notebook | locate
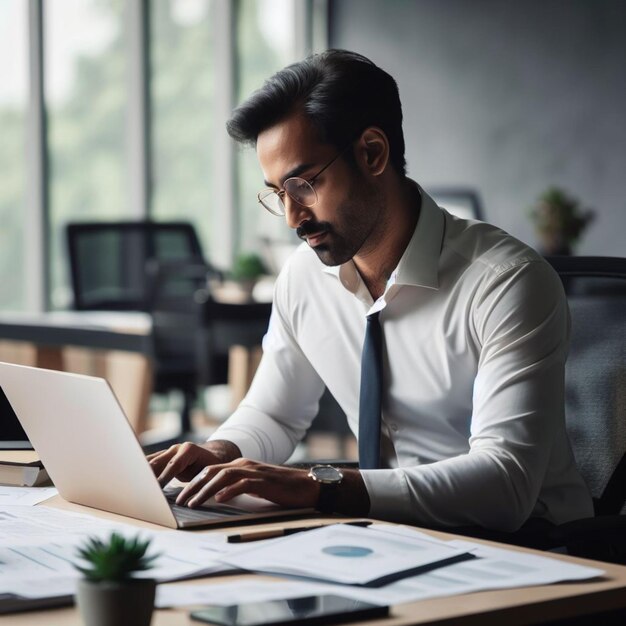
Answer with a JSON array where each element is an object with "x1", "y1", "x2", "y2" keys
[{"x1": 0, "y1": 361, "x2": 312, "y2": 529}]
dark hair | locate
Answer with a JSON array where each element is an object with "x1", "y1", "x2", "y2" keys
[{"x1": 226, "y1": 49, "x2": 406, "y2": 176}]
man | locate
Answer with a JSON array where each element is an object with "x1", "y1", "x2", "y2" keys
[{"x1": 149, "y1": 50, "x2": 592, "y2": 532}]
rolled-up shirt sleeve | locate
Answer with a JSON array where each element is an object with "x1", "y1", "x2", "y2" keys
[
  {"x1": 361, "y1": 260, "x2": 573, "y2": 532},
  {"x1": 209, "y1": 268, "x2": 325, "y2": 464}
]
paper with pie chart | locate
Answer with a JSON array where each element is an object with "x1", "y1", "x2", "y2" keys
[{"x1": 216, "y1": 523, "x2": 474, "y2": 586}]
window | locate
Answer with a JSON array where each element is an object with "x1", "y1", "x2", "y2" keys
[
  {"x1": 11, "y1": 0, "x2": 323, "y2": 311},
  {"x1": 45, "y1": 0, "x2": 130, "y2": 308},
  {"x1": 150, "y1": 0, "x2": 215, "y2": 256},
  {"x1": 0, "y1": 0, "x2": 28, "y2": 311},
  {"x1": 234, "y1": 0, "x2": 297, "y2": 258}
]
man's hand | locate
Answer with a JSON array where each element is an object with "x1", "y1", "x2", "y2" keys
[
  {"x1": 175, "y1": 458, "x2": 371, "y2": 516},
  {"x1": 175, "y1": 459, "x2": 320, "y2": 509},
  {"x1": 147, "y1": 440, "x2": 241, "y2": 486}
]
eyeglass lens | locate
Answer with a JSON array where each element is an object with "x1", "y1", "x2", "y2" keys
[
  {"x1": 258, "y1": 141, "x2": 353, "y2": 216},
  {"x1": 284, "y1": 178, "x2": 317, "y2": 206},
  {"x1": 259, "y1": 178, "x2": 317, "y2": 216},
  {"x1": 258, "y1": 189, "x2": 285, "y2": 216}
]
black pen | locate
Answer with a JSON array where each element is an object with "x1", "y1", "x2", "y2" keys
[{"x1": 226, "y1": 520, "x2": 372, "y2": 543}]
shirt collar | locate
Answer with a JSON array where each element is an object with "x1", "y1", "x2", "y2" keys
[
  {"x1": 322, "y1": 182, "x2": 445, "y2": 292},
  {"x1": 394, "y1": 186, "x2": 445, "y2": 290}
]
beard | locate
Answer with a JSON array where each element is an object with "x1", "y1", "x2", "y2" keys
[{"x1": 297, "y1": 175, "x2": 385, "y2": 267}]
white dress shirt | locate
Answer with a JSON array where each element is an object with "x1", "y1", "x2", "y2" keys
[{"x1": 211, "y1": 187, "x2": 593, "y2": 531}]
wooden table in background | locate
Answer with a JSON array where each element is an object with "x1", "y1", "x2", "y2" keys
[
  {"x1": 0, "y1": 308, "x2": 271, "y2": 434},
  {"x1": 0, "y1": 312, "x2": 153, "y2": 432}
]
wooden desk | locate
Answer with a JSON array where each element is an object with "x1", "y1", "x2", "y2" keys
[
  {"x1": 0, "y1": 307, "x2": 271, "y2": 433},
  {"x1": 3, "y1": 496, "x2": 626, "y2": 626},
  {"x1": 0, "y1": 312, "x2": 153, "y2": 431},
  {"x1": 0, "y1": 311, "x2": 153, "y2": 360}
]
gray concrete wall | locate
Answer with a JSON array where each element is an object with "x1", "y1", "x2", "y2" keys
[{"x1": 329, "y1": 0, "x2": 626, "y2": 255}]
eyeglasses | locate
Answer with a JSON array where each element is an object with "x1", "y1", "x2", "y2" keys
[{"x1": 257, "y1": 143, "x2": 352, "y2": 217}]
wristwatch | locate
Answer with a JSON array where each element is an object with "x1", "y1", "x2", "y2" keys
[{"x1": 308, "y1": 464, "x2": 344, "y2": 513}]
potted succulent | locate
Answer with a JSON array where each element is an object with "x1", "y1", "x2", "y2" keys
[
  {"x1": 529, "y1": 187, "x2": 595, "y2": 256},
  {"x1": 229, "y1": 252, "x2": 268, "y2": 299},
  {"x1": 74, "y1": 532, "x2": 159, "y2": 626}
]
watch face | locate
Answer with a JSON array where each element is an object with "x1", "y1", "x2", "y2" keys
[{"x1": 311, "y1": 465, "x2": 343, "y2": 483}]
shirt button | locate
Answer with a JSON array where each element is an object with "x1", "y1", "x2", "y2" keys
[{"x1": 390, "y1": 423, "x2": 398, "y2": 432}]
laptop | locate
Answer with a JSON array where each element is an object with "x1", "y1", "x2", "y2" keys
[{"x1": 0, "y1": 361, "x2": 312, "y2": 529}]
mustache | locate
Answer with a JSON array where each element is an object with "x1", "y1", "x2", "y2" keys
[{"x1": 296, "y1": 220, "x2": 332, "y2": 240}]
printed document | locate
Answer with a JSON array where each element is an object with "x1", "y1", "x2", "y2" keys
[
  {"x1": 0, "y1": 487, "x2": 58, "y2": 507},
  {"x1": 216, "y1": 523, "x2": 473, "y2": 585},
  {"x1": 156, "y1": 525, "x2": 605, "y2": 609},
  {"x1": 156, "y1": 579, "x2": 333, "y2": 608},
  {"x1": 0, "y1": 506, "x2": 231, "y2": 601},
  {"x1": 284, "y1": 525, "x2": 605, "y2": 606}
]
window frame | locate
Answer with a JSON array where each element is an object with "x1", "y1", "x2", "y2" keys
[{"x1": 23, "y1": 0, "x2": 326, "y2": 312}]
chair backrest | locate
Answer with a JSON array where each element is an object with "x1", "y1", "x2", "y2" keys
[
  {"x1": 147, "y1": 260, "x2": 271, "y2": 387},
  {"x1": 546, "y1": 256, "x2": 626, "y2": 515},
  {"x1": 146, "y1": 261, "x2": 214, "y2": 375},
  {"x1": 66, "y1": 221, "x2": 205, "y2": 311},
  {"x1": 427, "y1": 186, "x2": 485, "y2": 221}
]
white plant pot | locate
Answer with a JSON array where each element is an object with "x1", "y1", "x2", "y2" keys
[{"x1": 75, "y1": 578, "x2": 156, "y2": 626}]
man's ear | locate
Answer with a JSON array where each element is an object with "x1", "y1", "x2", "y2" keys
[{"x1": 355, "y1": 127, "x2": 389, "y2": 177}]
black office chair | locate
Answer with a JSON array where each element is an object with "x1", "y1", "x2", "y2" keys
[
  {"x1": 66, "y1": 221, "x2": 219, "y2": 444},
  {"x1": 144, "y1": 260, "x2": 223, "y2": 445},
  {"x1": 426, "y1": 186, "x2": 485, "y2": 221},
  {"x1": 544, "y1": 256, "x2": 626, "y2": 562},
  {"x1": 450, "y1": 256, "x2": 626, "y2": 562},
  {"x1": 66, "y1": 221, "x2": 205, "y2": 311},
  {"x1": 144, "y1": 261, "x2": 272, "y2": 451}
]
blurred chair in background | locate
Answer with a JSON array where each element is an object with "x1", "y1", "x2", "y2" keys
[
  {"x1": 66, "y1": 221, "x2": 215, "y2": 444},
  {"x1": 66, "y1": 221, "x2": 205, "y2": 311},
  {"x1": 144, "y1": 260, "x2": 271, "y2": 451},
  {"x1": 544, "y1": 255, "x2": 626, "y2": 563},
  {"x1": 144, "y1": 260, "x2": 223, "y2": 447},
  {"x1": 452, "y1": 256, "x2": 626, "y2": 563},
  {"x1": 427, "y1": 186, "x2": 485, "y2": 221}
]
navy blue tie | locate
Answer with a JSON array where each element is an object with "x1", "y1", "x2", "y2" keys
[{"x1": 358, "y1": 311, "x2": 383, "y2": 469}]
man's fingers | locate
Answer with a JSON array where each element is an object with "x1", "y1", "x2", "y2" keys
[
  {"x1": 185, "y1": 467, "x2": 259, "y2": 507},
  {"x1": 176, "y1": 460, "x2": 258, "y2": 504},
  {"x1": 175, "y1": 466, "x2": 215, "y2": 504},
  {"x1": 213, "y1": 478, "x2": 265, "y2": 503},
  {"x1": 147, "y1": 446, "x2": 179, "y2": 475},
  {"x1": 178, "y1": 466, "x2": 238, "y2": 505},
  {"x1": 146, "y1": 450, "x2": 165, "y2": 461},
  {"x1": 173, "y1": 461, "x2": 319, "y2": 509},
  {"x1": 157, "y1": 457, "x2": 186, "y2": 486},
  {"x1": 156, "y1": 445, "x2": 198, "y2": 486}
]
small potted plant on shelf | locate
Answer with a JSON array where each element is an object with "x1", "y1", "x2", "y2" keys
[
  {"x1": 229, "y1": 252, "x2": 268, "y2": 299},
  {"x1": 74, "y1": 532, "x2": 159, "y2": 626},
  {"x1": 529, "y1": 187, "x2": 595, "y2": 256}
]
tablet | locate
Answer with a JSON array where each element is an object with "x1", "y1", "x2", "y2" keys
[{"x1": 190, "y1": 595, "x2": 389, "y2": 626}]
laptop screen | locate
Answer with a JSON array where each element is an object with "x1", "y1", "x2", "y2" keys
[{"x1": 0, "y1": 385, "x2": 32, "y2": 449}]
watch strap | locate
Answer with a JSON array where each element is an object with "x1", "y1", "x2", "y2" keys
[{"x1": 316, "y1": 482, "x2": 339, "y2": 514}]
